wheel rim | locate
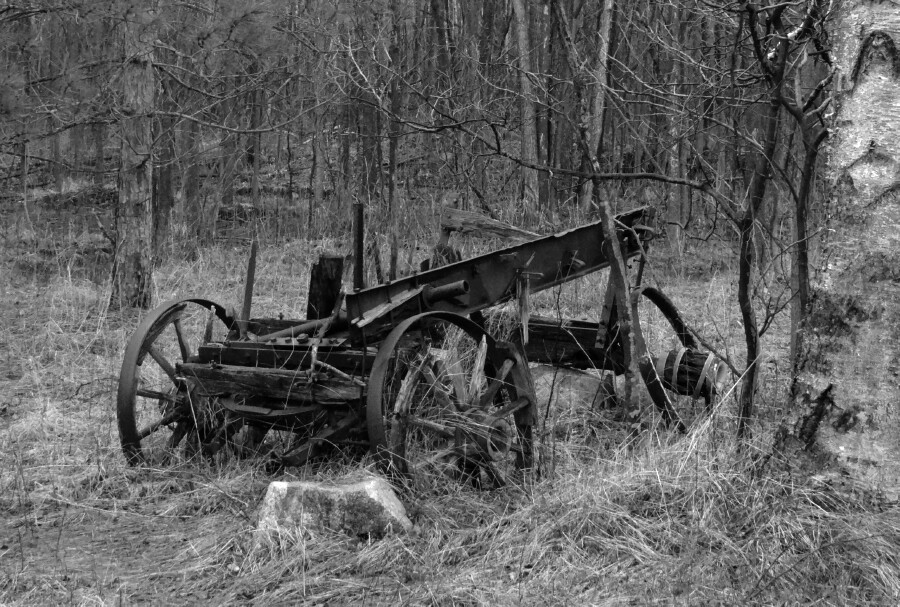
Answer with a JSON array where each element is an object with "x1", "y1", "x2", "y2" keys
[
  {"x1": 117, "y1": 298, "x2": 235, "y2": 466},
  {"x1": 368, "y1": 312, "x2": 532, "y2": 492}
]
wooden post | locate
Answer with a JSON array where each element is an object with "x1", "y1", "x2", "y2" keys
[
  {"x1": 307, "y1": 253, "x2": 344, "y2": 320},
  {"x1": 239, "y1": 240, "x2": 258, "y2": 338}
]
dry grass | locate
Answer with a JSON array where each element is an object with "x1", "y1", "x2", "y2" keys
[
  {"x1": 1, "y1": 194, "x2": 898, "y2": 605},
  {"x1": 204, "y1": 432, "x2": 900, "y2": 605}
]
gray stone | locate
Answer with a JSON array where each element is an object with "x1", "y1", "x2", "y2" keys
[
  {"x1": 532, "y1": 364, "x2": 617, "y2": 411},
  {"x1": 256, "y1": 476, "x2": 412, "y2": 538}
]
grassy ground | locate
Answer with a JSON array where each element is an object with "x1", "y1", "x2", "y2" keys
[{"x1": 1, "y1": 189, "x2": 899, "y2": 605}]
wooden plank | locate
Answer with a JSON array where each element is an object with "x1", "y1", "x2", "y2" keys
[
  {"x1": 441, "y1": 207, "x2": 540, "y2": 242},
  {"x1": 221, "y1": 401, "x2": 321, "y2": 418},
  {"x1": 523, "y1": 316, "x2": 626, "y2": 373},
  {"x1": 219, "y1": 400, "x2": 326, "y2": 431},
  {"x1": 197, "y1": 342, "x2": 374, "y2": 375},
  {"x1": 239, "y1": 240, "x2": 258, "y2": 339},
  {"x1": 177, "y1": 362, "x2": 364, "y2": 406},
  {"x1": 352, "y1": 287, "x2": 421, "y2": 329}
]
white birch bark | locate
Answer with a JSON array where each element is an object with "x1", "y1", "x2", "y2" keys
[{"x1": 787, "y1": 3, "x2": 900, "y2": 494}]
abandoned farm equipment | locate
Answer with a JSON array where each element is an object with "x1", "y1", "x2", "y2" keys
[{"x1": 116, "y1": 207, "x2": 726, "y2": 490}]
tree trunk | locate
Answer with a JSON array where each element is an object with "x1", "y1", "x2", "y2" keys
[
  {"x1": 152, "y1": 113, "x2": 175, "y2": 262},
  {"x1": 550, "y1": 0, "x2": 678, "y2": 432},
  {"x1": 735, "y1": 5, "x2": 798, "y2": 440},
  {"x1": 736, "y1": 97, "x2": 780, "y2": 440},
  {"x1": 784, "y1": 7, "x2": 900, "y2": 494},
  {"x1": 49, "y1": 31, "x2": 68, "y2": 193},
  {"x1": 430, "y1": 0, "x2": 452, "y2": 83},
  {"x1": 217, "y1": 77, "x2": 240, "y2": 225},
  {"x1": 51, "y1": 129, "x2": 66, "y2": 192},
  {"x1": 93, "y1": 122, "x2": 105, "y2": 185},
  {"x1": 19, "y1": 140, "x2": 28, "y2": 193},
  {"x1": 182, "y1": 118, "x2": 201, "y2": 248},
  {"x1": 111, "y1": 4, "x2": 155, "y2": 309},
  {"x1": 309, "y1": 107, "x2": 325, "y2": 233},
  {"x1": 387, "y1": 6, "x2": 402, "y2": 280},
  {"x1": 310, "y1": 49, "x2": 326, "y2": 224},
  {"x1": 576, "y1": 0, "x2": 615, "y2": 214},
  {"x1": 510, "y1": 0, "x2": 539, "y2": 212},
  {"x1": 358, "y1": 85, "x2": 382, "y2": 284},
  {"x1": 338, "y1": 99, "x2": 354, "y2": 236},
  {"x1": 249, "y1": 87, "x2": 263, "y2": 209},
  {"x1": 789, "y1": 139, "x2": 820, "y2": 365}
]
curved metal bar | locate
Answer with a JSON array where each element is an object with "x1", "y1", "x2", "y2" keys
[
  {"x1": 629, "y1": 286, "x2": 691, "y2": 431},
  {"x1": 637, "y1": 286, "x2": 698, "y2": 350}
]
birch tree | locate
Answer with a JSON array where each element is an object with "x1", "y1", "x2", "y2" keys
[{"x1": 781, "y1": 3, "x2": 900, "y2": 492}]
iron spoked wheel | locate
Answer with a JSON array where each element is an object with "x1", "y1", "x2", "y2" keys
[
  {"x1": 367, "y1": 312, "x2": 534, "y2": 492},
  {"x1": 635, "y1": 287, "x2": 727, "y2": 428},
  {"x1": 117, "y1": 298, "x2": 236, "y2": 467}
]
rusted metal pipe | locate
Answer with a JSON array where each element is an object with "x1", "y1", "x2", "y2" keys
[
  {"x1": 423, "y1": 279, "x2": 469, "y2": 306},
  {"x1": 255, "y1": 313, "x2": 348, "y2": 342}
]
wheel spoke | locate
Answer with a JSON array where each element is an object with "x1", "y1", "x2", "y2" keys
[
  {"x1": 477, "y1": 358, "x2": 516, "y2": 409},
  {"x1": 147, "y1": 345, "x2": 178, "y2": 383},
  {"x1": 430, "y1": 351, "x2": 467, "y2": 409},
  {"x1": 173, "y1": 318, "x2": 191, "y2": 362},
  {"x1": 490, "y1": 396, "x2": 531, "y2": 419},
  {"x1": 388, "y1": 359, "x2": 424, "y2": 450},
  {"x1": 406, "y1": 415, "x2": 455, "y2": 438},
  {"x1": 409, "y1": 446, "x2": 459, "y2": 475},
  {"x1": 419, "y1": 359, "x2": 455, "y2": 410},
  {"x1": 138, "y1": 409, "x2": 184, "y2": 439},
  {"x1": 202, "y1": 308, "x2": 216, "y2": 344},
  {"x1": 481, "y1": 461, "x2": 507, "y2": 487},
  {"x1": 168, "y1": 420, "x2": 190, "y2": 450},
  {"x1": 467, "y1": 336, "x2": 488, "y2": 403},
  {"x1": 393, "y1": 358, "x2": 425, "y2": 415},
  {"x1": 136, "y1": 388, "x2": 178, "y2": 402}
]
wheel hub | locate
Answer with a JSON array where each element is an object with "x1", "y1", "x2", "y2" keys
[{"x1": 457, "y1": 410, "x2": 514, "y2": 461}]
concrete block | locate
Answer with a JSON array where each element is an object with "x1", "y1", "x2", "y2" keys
[{"x1": 257, "y1": 476, "x2": 412, "y2": 538}]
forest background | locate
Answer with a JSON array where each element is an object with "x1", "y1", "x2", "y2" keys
[{"x1": 2, "y1": 0, "x2": 900, "y2": 604}]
